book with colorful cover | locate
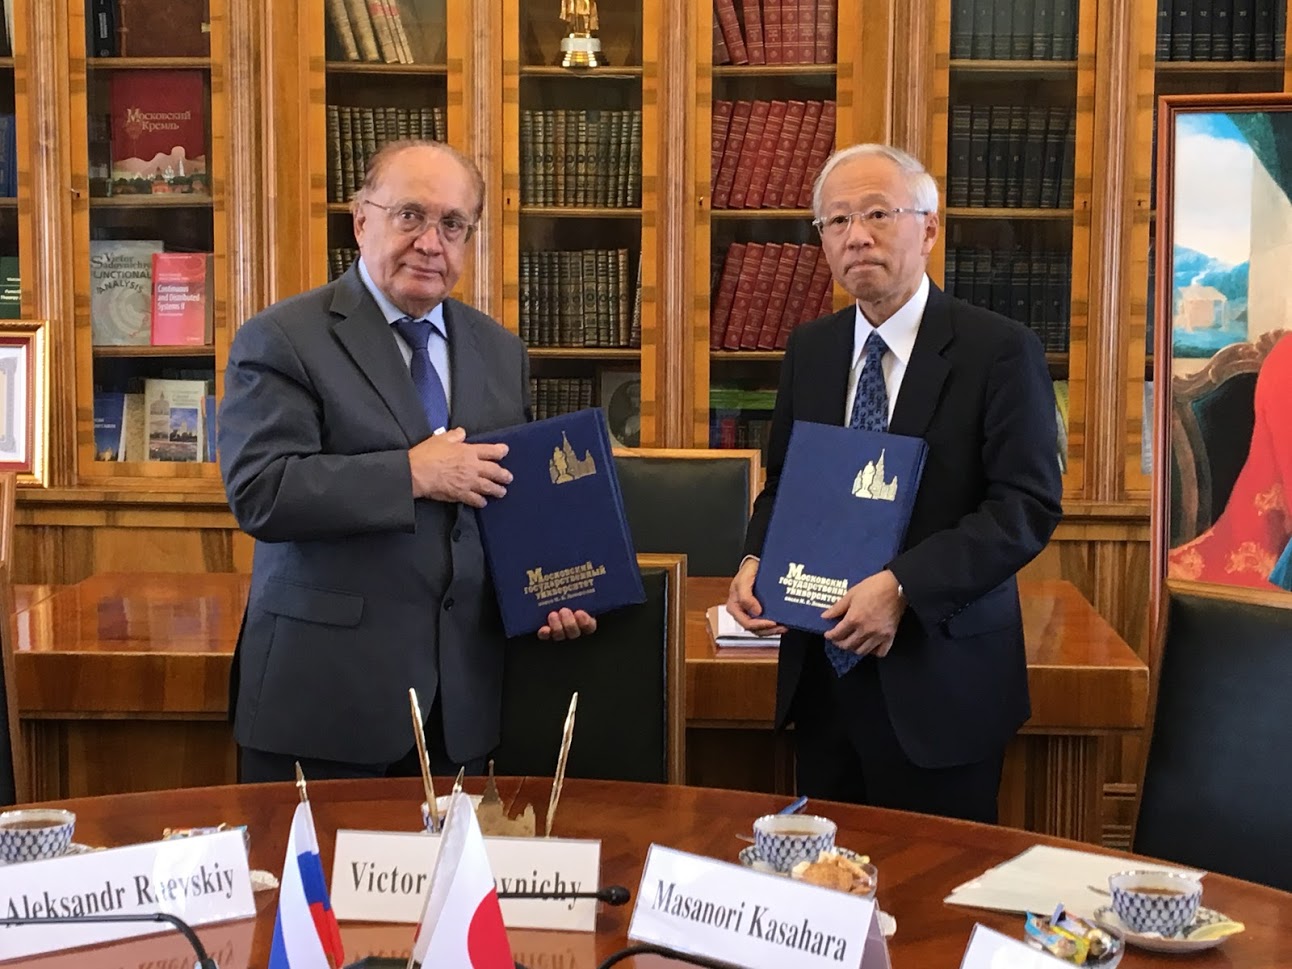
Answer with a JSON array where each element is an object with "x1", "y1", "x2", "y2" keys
[
  {"x1": 110, "y1": 70, "x2": 208, "y2": 196},
  {"x1": 94, "y1": 392, "x2": 126, "y2": 461},
  {"x1": 150, "y1": 252, "x2": 213, "y2": 346},
  {"x1": 754, "y1": 420, "x2": 928, "y2": 634},
  {"x1": 144, "y1": 378, "x2": 205, "y2": 462},
  {"x1": 91, "y1": 240, "x2": 164, "y2": 345},
  {"x1": 471, "y1": 408, "x2": 645, "y2": 637}
]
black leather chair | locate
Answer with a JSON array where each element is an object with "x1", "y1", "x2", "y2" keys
[
  {"x1": 493, "y1": 553, "x2": 685, "y2": 784},
  {"x1": 613, "y1": 449, "x2": 759, "y2": 577},
  {"x1": 0, "y1": 472, "x2": 23, "y2": 806},
  {"x1": 1133, "y1": 589, "x2": 1292, "y2": 891}
]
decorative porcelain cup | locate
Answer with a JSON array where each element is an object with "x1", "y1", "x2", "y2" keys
[
  {"x1": 1108, "y1": 869, "x2": 1203, "y2": 936},
  {"x1": 752, "y1": 813, "x2": 836, "y2": 873},
  {"x1": 0, "y1": 808, "x2": 76, "y2": 864}
]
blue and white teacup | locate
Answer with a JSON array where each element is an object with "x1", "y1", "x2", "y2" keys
[
  {"x1": 1109, "y1": 869, "x2": 1202, "y2": 936},
  {"x1": 0, "y1": 809, "x2": 76, "y2": 865},
  {"x1": 753, "y1": 814, "x2": 836, "y2": 873}
]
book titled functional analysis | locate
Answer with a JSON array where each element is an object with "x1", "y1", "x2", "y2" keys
[
  {"x1": 472, "y1": 408, "x2": 645, "y2": 637},
  {"x1": 754, "y1": 419, "x2": 928, "y2": 634}
]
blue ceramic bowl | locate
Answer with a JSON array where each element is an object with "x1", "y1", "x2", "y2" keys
[
  {"x1": 0, "y1": 809, "x2": 76, "y2": 865},
  {"x1": 752, "y1": 813, "x2": 836, "y2": 873}
]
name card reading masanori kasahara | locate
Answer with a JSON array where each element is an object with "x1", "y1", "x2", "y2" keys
[
  {"x1": 628, "y1": 844, "x2": 890, "y2": 969},
  {"x1": 330, "y1": 829, "x2": 602, "y2": 931},
  {"x1": 0, "y1": 829, "x2": 254, "y2": 962},
  {"x1": 959, "y1": 923, "x2": 1063, "y2": 969}
]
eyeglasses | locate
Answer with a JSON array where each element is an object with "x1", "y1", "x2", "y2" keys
[
  {"x1": 362, "y1": 200, "x2": 477, "y2": 243},
  {"x1": 812, "y1": 207, "x2": 931, "y2": 237}
]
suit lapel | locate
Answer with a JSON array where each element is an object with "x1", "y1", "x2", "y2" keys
[
  {"x1": 813, "y1": 308, "x2": 856, "y2": 426},
  {"x1": 330, "y1": 266, "x2": 431, "y2": 445},
  {"x1": 442, "y1": 300, "x2": 489, "y2": 431},
  {"x1": 889, "y1": 284, "x2": 953, "y2": 438}
]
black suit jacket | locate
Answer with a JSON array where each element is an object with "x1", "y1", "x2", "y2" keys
[
  {"x1": 745, "y1": 284, "x2": 1063, "y2": 769},
  {"x1": 219, "y1": 266, "x2": 531, "y2": 765}
]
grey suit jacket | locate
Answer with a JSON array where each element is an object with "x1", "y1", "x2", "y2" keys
[{"x1": 219, "y1": 265, "x2": 531, "y2": 764}]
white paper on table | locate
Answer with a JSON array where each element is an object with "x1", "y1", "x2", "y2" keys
[
  {"x1": 706, "y1": 604, "x2": 781, "y2": 647},
  {"x1": 943, "y1": 844, "x2": 1205, "y2": 917}
]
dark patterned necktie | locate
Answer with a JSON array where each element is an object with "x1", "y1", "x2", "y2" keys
[
  {"x1": 392, "y1": 316, "x2": 450, "y2": 434},
  {"x1": 829, "y1": 330, "x2": 890, "y2": 677}
]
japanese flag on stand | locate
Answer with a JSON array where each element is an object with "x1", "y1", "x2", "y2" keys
[{"x1": 408, "y1": 790, "x2": 514, "y2": 969}]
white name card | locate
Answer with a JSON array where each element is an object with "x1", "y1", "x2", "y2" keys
[
  {"x1": 627, "y1": 844, "x2": 890, "y2": 969},
  {"x1": 0, "y1": 830, "x2": 255, "y2": 961},
  {"x1": 960, "y1": 924, "x2": 1065, "y2": 968},
  {"x1": 330, "y1": 829, "x2": 601, "y2": 931}
]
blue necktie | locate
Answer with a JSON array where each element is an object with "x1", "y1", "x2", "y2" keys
[
  {"x1": 828, "y1": 331, "x2": 890, "y2": 677},
  {"x1": 392, "y1": 316, "x2": 450, "y2": 434}
]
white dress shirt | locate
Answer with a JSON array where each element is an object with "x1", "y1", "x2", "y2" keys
[{"x1": 843, "y1": 274, "x2": 929, "y2": 425}]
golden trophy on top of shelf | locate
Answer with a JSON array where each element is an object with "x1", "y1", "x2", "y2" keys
[{"x1": 559, "y1": 0, "x2": 602, "y2": 67}]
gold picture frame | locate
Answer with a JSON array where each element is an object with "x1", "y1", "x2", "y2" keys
[{"x1": 0, "y1": 320, "x2": 48, "y2": 485}]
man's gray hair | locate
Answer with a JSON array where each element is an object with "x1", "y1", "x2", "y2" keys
[{"x1": 811, "y1": 144, "x2": 940, "y2": 217}]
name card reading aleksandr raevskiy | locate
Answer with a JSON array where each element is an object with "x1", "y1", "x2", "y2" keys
[
  {"x1": 329, "y1": 830, "x2": 601, "y2": 932},
  {"x1": 627, "y1": 844, "x2": 890, "y2": 969},
  {"x1": 0, "y1": 830, "x2": 254, "y2": 961}
]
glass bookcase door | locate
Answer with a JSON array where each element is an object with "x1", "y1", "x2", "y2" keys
[
  {"x1": 701, "y1": 0, "x2": 841, "y2": 458},
  {"x1": 0, "y1": 1, "x2": 19, "y2": 321},
  {"x1": 322, "y1": 0, "x2": 450, "y2": 283},
  {"x1": 936, "y1": 0, "x2": 1088, "y2": 492},
  {"x1": 1125, "y1": 0, "x2": 1287, "y2": 493},
  {"x1": 78, "y1": 0, "x2": 224, "y2": 476},
  {"x1": 503, "y1": 0, "x2": 648, "y2": 443}
]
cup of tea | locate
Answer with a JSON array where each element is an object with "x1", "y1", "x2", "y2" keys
[
  {"x1": 1108, "y1": 869, "x2": 1203, "y2": 936},
  {"x1": 752, "y1": 814, "x2": 836, "y2": 873},
  {"x1": 0, "y1": 809, "x2": 77, "y2": 864}
]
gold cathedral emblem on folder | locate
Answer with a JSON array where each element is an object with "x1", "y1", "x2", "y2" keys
[
  {"x1": 852, "y1": 448, "x2": 898, "y2": 501},
  {"x1": 550, "y1": 431, "x2": 597, "y2": 484}
]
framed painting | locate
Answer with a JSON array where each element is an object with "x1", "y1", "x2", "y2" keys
[
  {"x1": 0, "y1": 320, "x2": 47, "y2": 485},
  {"x1": 1154, "y1": 94, "x2": 1292, "y2": 601}
]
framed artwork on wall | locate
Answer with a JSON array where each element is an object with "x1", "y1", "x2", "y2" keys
[
  {"x1": 0, "y1": 320, "x2": 47, "y2": 485},
  {"x1": 1154, "y1": 93, "x2": 1292, "y2": 600}
]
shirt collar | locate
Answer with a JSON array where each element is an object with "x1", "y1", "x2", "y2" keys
[
  {"x1": 850, "y1": 273, "x2": 928, "y2": 371},
  {"x1": 357, "y1": 257, "x2": 448, "y2": 339}
]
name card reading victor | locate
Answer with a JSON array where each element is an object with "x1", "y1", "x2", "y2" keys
[
  {"x1": 627, "y1": 844, "x2": 890, "y2": 969},
  {"x1": 960, "y1": 923, "x2": 1066, "y2": 968},
  {"x1": 330, "y1": 830, "x2": 601, "y2": 931},
  {"x1": 0, "y1": 830, "x2": 254, "y2": 962}
]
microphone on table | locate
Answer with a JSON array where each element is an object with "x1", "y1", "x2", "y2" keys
[
  {"x1": 0, "y1": 912, "x2": 218, "y2": 969},
  {"x1": 496, "y1": 883, "x2": 631, "y2": 905},
  {"x1": 596, "y1": 944, "x2": 741, "y2": 968}
]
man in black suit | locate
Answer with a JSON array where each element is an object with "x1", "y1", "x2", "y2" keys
[
  {"x1": 220, "y1": 141, "x2": 594, "y2": 783},
  {"x1": 727, "y1": 144, "x2": 1063, "y2": 823}
]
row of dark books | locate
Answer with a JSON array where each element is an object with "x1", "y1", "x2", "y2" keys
[
  {"x1": 329, "y1": 247, "x2": 359, "y2": 281},
  {"x1": 519, "y1": 249, "x2": 641, "y2": 349},
  {"x1": 947, "y1": 104, "x2": 1075, "y2": 209},
  {"x1": 84, "y1": 0, "x2": 207, "y2": 57},
  {"x1": 710, "y1": 241, "x2": 835, "y2": 351},
  {"x1": 945, "y1": 246, "x2": 1072, "y2": 352},
  {"x1": 325, "y1": 0, "x2": 426, "y2": 64},
  {"x1": 1155, "y1": 0, "x2": 1287, "y2": 61},
  {"x1": 0, "y1": 115, "x2": 16, "y2": 198},
  {"x1": 530, "y1": 377, "x2": 595, "y2": 423},
  {"x1": 949, "y1": 0, "x2": 1077, "y2": 60},
  {"x1": 327, "y1": 105, "x2": 447, "y2": 203},
  {"x1": 0, "y1": 0, "x2": 12, "y2": 58},
  {"x1": 709, "y1": 387, "x2": 777, "y2": 455},
  {"x1": 519, "y1": 110, "x2": 642, "y2": 209},
  {"x1": 712, "y1": 99, "x2": 836, "y2": 210},
  {"x1": 713, "y1": 0, "x2": 837, "y2": 65}
]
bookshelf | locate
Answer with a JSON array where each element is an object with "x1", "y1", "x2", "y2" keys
[
  {"x1": 501, "y1": 0, "x2": 654, "y2": 441},
  {"x1": 0, "y1": 2, "x2": 18, "y2": 323}
]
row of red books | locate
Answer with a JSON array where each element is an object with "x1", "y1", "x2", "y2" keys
[
  {"x1": 710, "y1": 242, "x2": 835, "y2": 351},
  {"x1": 713, "y1": 99, "x2": 836, "y2": 211},
  {"x1": 714, "y1": 0, "x2": 837, "y2": 66}
]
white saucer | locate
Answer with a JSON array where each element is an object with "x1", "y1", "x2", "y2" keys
[
  {"x1": 737, "y1": 843, "x2": 870, "y2": 874},
  {"x1": 0, "y1": 842, "x2": 96, "y2": 865},
  {"x1": 1094, "y1": 904, "x2": 1243, "y2": 953}
]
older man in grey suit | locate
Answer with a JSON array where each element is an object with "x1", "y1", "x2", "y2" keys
[{"x1": 220, "y1": 141, "x2": 595, "y2": 782}]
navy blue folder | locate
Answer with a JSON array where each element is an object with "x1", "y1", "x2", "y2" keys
[
  {"x1": 754, "y1": 420, "x2": 928, "y2": 634},
  {"x1": 472, "y1": 408, "x2": 645, "y2": 637}
]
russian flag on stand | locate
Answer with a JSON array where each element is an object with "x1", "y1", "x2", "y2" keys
[
  {"x1": 409, "y1": 790, "x2": 514, "y2": 968},
  {"x1": 269, "y1": 801, "x2": 346, "y2": 969}
]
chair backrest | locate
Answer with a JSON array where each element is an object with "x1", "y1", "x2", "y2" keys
[
  {"x1": 493, "y1": 553, "x2": 686, "y2": 784},
  {"x1": 613, "y1": 448, "x2": 759, "y2": 577},
  {"x1": 1170, "y1": 331, "x2": 1283, "y2": 546},
  {"x1": 1133, "y1": 587, "x2": 1292, "y2": 891},
  {"x1": 0, "y1": 472, "x2": 26, "y2": 805}
]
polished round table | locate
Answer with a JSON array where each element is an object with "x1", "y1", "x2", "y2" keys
[{"x1": 14, "y1": 778, "x2": 1290, "y2": 968}]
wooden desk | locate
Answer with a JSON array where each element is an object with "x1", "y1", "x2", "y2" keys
[
  {"x1": 684, "y1": 577, "x2": 1149, "y2": 843},
  {"x1": 14, "y1": 573, "x2": 1147, "y2": 846},
  {"x1": 14, "y1": 778, "x2": 1291, "y2": 969}
]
